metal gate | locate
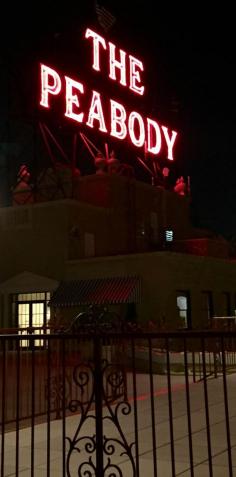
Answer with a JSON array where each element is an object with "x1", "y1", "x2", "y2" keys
[{"x1": 1, "y1": 329, "x2": 236, "y2": 476}]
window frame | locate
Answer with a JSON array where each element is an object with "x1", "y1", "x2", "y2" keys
[
  {"x1": 222, "y1": 292, "x2": 231, "y2": 316},
  {"x1": 201, "y1": 290, "x2": 214, "y2": 322},
  {"x1": 176, "y1": 290, "x2": 192, "y2": 329},
  {"x1": 12, "y1": 292, "x2": 50, "y2": 348}
]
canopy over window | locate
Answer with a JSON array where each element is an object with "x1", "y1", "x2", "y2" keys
[{"x1": 49, "y1": 276, "x2": 141, "y2": 307}]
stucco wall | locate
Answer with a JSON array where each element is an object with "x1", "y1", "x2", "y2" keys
[{"x1": 66, "y1": 252, "x2": 236, "y2": 328}]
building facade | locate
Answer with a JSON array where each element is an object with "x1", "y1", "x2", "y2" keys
[{"x1": 0, "y1": 173, "x2": 235, "y2": 332}]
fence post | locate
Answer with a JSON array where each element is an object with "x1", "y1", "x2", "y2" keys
[
  {"x1": 94, "y1": 334, "x2": 104, "y2": 477},
  {"x1": 213, "y1": 338, "x2": 220, "y2": 378},
  {"x1": 192, "y1": 352, "x2": 196, "y2": 383},
  {"x1": 213, "y1": 351, "x2": 218, "y2": 378},
  {"x1": 56, "y1": 338, "x2": 62, "y2": 419}
]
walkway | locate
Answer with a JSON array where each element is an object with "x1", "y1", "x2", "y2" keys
[{"x1": 1, "y1": 372, "x2": 236, "y2": 476}]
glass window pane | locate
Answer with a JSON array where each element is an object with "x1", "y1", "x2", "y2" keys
[
  {"x1": 176, "y1": 292, "x2": 190, "y2": 329},
  {"x1": 15, "y1": 292, "x2": 50, "y2": 347},
  {"x1": 20, "y1": 330, "x2": 29, "y2": 348},
  {"x1": 177, "y1": 296, "x2": 187, "y2": 310},
  {"x1": 47, "y1": 306, "x2": 50, "y2": 322},
  {"x1": 32, "y1": 302, "x2": 44, "y2": 347},
  {"x1": 17, "y1": 292, "x2": 49, "y2": 302},
  {"x1": 18, "y1": 303, "x2": 30, "y2": 327},
  {"x1": 32, "y1": 302, "x2": 44, "y2": 326},
  {"x1": 18, "y1": 303, "x2": 30, "y2": 348}
]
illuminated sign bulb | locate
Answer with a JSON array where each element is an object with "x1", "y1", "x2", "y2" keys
[{"x1": 165, "y1": 230, "x2": 174, "y2": 242}]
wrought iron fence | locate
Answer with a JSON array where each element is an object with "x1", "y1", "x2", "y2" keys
[{"x1": 0, "y1": 329, "x2": 236, "y2": 476}]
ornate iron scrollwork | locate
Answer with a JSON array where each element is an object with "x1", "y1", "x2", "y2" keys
[
  {"x1": 66, "y1": 362, "x2": 96, "y2": 476},
  {"x1": 65, "y1": 306, "x2": 137, "y2": 476},
  {"x1": 102, "y1": 363, "x2": 136, "y2": 476},
  {"x1": 45, "y1": 374, "x2": 71, "y2": 419},
  {"x1": 66, "y1": 305, "x2": 122, "y2": 334},
  {"x1": 66, "y1": 359, "x2": 136, "y2": 475}
]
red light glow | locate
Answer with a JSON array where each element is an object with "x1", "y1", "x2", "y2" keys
[
  {"x1": 161, "y1": 127, "x2": 177, "y2": 161},
  {"x1": 129, "y1": 55, "x2": 145, "y2": 96},
  {"x1": 147, "y1": 118, "x2": 161, "y2": 155},
  {"x1": 40, "y1": 64, "x2": 61, "y2": 108},
  {"x1": 110, "y1": 99, "x2": 127, "y2": 140},
  {"x1": 86, "y1": 91, "x2": 107, "y2": 132},
  {"x1": 85, "y1": 28, "x2": 107, "y2": 72},
  {"x1": 85, "y1": 28, "x2": 144, "y2": 95},
  {"x1": 39, "y1": 63, "x2": 178, "y2": 161},
  {"x1": 65, "y1": 76, "x2": 84, "y2": 123},
  {"x1": 128, "y1": 112, "x2": 145, "y2": 148},
  {"x1": 108, "y1": 42, "x2": 127, "y2": 87}
]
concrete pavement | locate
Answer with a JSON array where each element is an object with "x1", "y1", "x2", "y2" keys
[{"x1": 1, "y1": 372, "x2": 236, "y2": 476}]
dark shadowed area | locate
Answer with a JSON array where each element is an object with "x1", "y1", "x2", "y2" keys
[{"x1": 0, "y1": 2, "x2": 235, "y2": 237}]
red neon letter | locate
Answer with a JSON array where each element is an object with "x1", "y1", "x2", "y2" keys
[
  {"x1": 161, "y1": 126, "x2": 178, "y2": 160},
  {"x1": 109, "y1": 42, "x2": 127, "y2": 87},
  {"x1": 110, "y1": 99, "x2": 127, "y2": 139},
  {"x1": 129, "y1": 55, "x2": 145, "y2": 96},
  {"x1": 85, "y1": 28, "x2": 107, "y2": 72},
  {"x1": 128, "y1": 112, "x2": 145, "y2": 148},
  {"x1": 86, "y1": 91, "x2": 107, "y2": 132},
  {"x1": 147, "y1": 118, "x2": 161, "y2": 155},
  {"x1": 40, "y1": 64, "x2": 61, "y2": 108},
  {"x1": 65, "y1": 76, "x2": 84, "y2": 123}
]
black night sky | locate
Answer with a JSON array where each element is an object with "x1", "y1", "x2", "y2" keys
[{"x1": 1, "y1": 2, "x2": 235, "y2": 238}]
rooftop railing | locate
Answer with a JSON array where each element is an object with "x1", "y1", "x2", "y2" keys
[{"x1": 0, "y1": 329, "x2": 236, "y2": 476}]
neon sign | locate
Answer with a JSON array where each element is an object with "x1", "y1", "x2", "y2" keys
[{"x1": 39, "y1": 28, "x2": 178, "y2": 161}]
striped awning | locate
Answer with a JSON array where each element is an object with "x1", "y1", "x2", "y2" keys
[{"x1": 49, "y1": 276, "x2": 141, "y2": 307}]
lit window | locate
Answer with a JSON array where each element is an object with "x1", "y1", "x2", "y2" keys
[
  {"x1": 13, "y1": 292, "x2": 50, "y2": 348},
  {"x1": 18, "y1": 303, "x2": 30, "y2": 347},
  {"x1": 176, "y1": 291, "x2": 191, "y2": 328},
  {"x1": 165, "y1": 230, "x2": 173, "y2": 242}
]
